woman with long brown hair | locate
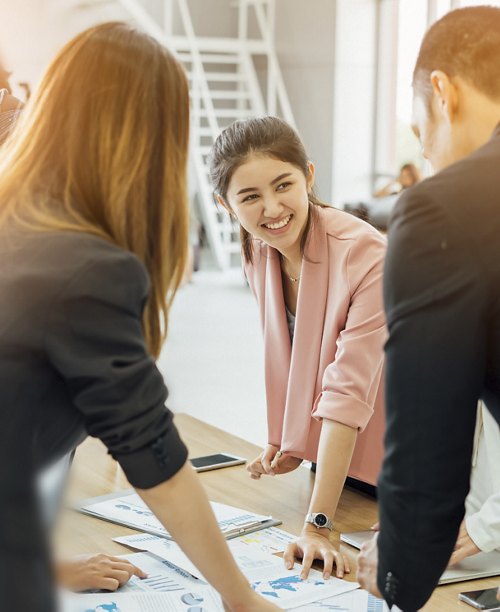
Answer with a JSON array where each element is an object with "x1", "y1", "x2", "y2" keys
[{"x1": 0, "y1": 23, "x2": 277, "y2": 612}]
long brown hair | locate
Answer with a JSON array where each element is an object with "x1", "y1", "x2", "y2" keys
[
  {"x1": 209, "y1": 116, "x2": 327, "y2": 265},
  {"x1": 0, "y1": 22, "x2": 190, "y2": 357}
]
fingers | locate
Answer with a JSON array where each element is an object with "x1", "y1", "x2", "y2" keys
[
  {"x1": 93, "y1": 576, "x2": 121, "y2": 591},
  {"x1": 449, "y1": 547, "x2": 466, "y2": 567},
  {"x1": 299, "y1": 550, "x2": 315, "y2": 580},
  {"x1": 246, "y1": 456, "x2": 266, "y2": 480},
  {"x1": 321, "y1": 551, "x2": 335, "y2": 579},
  {"x1": 110, "y1": 561, "x2": 147, "y2": 580},
  {"x1": 261, "y1": 446, "x2": 278, "y2": 475},
  {"x1": 332, "y1": 551, "x2": 349, "y2": 578},
  {"x1": 129, "y1": 563, "x2": 148, "y2": 579},
  {"x1": 371, "y1": 521, "x2": 380, "y2": 531},
  {"x1": 247, "y1": 447, "x2": 279, "y2": 478},
  {"x1": 283, "y1": 543, "x2": 297, "y2": 570},
  {"x1": 283, "y1": 541, "x2": 349, "y2": 581},
  {"x1": 95, "y1": 555, "x2": 147, "y2": 580}
]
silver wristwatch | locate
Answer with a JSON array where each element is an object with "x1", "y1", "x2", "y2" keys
[{"x1": 305, "y1": 512, "x2": 334, "y2": 531}]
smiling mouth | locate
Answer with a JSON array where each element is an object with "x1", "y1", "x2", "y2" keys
[{"x1": 262, "y1": 214, "x2": 292, "y2": 230}]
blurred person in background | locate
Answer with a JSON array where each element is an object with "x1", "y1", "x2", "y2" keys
[
  {"x1": 373, "y1": 162, "x2": 421, "y2": 198},
  {"x1": 0, "y1": 61, "x2": 23, "y2": 145}
]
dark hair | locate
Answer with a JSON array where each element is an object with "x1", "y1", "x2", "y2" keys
[
  {"x1": 413, "y1": 6, "x2": 500, "y2": 107},
  {"x1": 209, "y1": 116, "x2": 327, "y2": 265},
  {"x1": 400, "y1": 163, "x2": 420, "y2": 186}
]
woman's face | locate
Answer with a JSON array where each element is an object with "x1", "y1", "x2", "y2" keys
[
  {"x1": 224, "y1": 154, "x2": 313, "y2": 255},
  {"x1": 400, "y1": 168, "x2": 415, "y2": 188}
]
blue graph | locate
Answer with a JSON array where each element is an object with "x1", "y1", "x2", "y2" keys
[
  {"x1": 253, "y1": 575, "x2": 325, "y2": 598},
  {"x1": 84, "y1": 603, "x2": 120, "y2": 612},
  {"x1": 115, "y1": 503, "x2": 153, "y2": 517},
  {"x1": 367, "y1": 594, "x2": 385, "y2": 611}
]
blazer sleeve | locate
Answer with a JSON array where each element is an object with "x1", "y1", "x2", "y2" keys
[
  {"x1": 377, "y1": 188, "x2": 486, "y2": 610},
  {"x1": 312, "y1": 232, "x2": 387, "y2": 431},
  {"x1": 45, "y1": 247, "x2": 188, "y2": 489}
]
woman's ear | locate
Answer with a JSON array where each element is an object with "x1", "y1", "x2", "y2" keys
[
  {"x1": 217, "y1": 193, "x2": 234, "y2": 216},
  {"x1": 306, "y1": 161, "x2": 316, "y2": 193}
]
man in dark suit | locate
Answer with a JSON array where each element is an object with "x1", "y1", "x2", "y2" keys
[{"x1": 357, "y1": 7, "x2": 500, "y2": 610}]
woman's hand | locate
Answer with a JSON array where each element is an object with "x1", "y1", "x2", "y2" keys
[
  {"x1": 448, "y1": 521, "x2": 481, "y2": 566},
  {"x1": 247, "y1": 445, "x2": 302, "y2": 480},
  {"x1": 282, "y1": 527, "x2": 350, "y2": 580},
  {"x1": 56, "y1": 553, "x2": 147, "y2": 592}
]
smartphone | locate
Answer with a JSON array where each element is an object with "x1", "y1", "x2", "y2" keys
[
  {"x1": 190, "y1": 453, "x2": 246, "y2": 472},
  {"x1": 459, "y1": 587, "x2": 500, "y2": 610}
]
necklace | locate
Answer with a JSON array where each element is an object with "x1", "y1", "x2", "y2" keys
[{"x1": 281, "y1": 256, "x2": 301, "y2": 283}]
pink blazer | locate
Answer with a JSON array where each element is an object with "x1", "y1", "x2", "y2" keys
[{"x1": 245, "y1": 206, "x2": 387, "y2": 485}]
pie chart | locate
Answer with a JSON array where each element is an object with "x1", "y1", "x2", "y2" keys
[{"x1": 180, "y1": 592, "x2": 204, "y2": 605}]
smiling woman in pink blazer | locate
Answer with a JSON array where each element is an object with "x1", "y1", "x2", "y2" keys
[{"x1": 210, "y1": 117, "x2": 387, "y2": 579}]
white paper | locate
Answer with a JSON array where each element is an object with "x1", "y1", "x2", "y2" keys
[
  {"x1": 61, "y1": 552, "x2": 362, "y2": 612},
  {"x1": 248, "y1": 564, "x2": 359, "y2": 609},
  {"x1": 113, "y1": 534, "x2": 202, "y2": 580},
  {"x1": 60, "y1": 553, "x2": 223, "y2": 612},
  {"x1": 117, "y1": 552, "x2": 203, "y2": 592},
  {"x1": 290, "y1": 588, "x2": 389, "y2": 611},
  {"x1": 114, "y1": 531, "x2": 285, "y2": 581},
  {"x1": 60, "y1": 590, "x2": 222, "y2": 612},
  {"x1": 83, "y1": 492, "x2": 271, "y2": 538},
  {"x1": 230, "y1": 527, "x2": 296, "y2": 554}
]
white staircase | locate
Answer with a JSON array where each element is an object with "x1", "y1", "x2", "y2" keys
[{"x1": 116, "y1": 0, "x2": 295, "y2": 269}]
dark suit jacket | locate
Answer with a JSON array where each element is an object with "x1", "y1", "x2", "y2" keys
[
  {"x1": 0, "y1": 227, "x2": 188, "y2": 611},
  {"x1": 377, "y1": 124, "x2": 500, "y2": 611}
]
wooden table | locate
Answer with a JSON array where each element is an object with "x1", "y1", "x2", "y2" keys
[{"x1": 56, "y1": 413, "x2": 499, "y2": 611}]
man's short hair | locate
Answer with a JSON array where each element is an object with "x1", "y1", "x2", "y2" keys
[{"x1": 413, "y1": 6, "x2": 500, "y2": 104}]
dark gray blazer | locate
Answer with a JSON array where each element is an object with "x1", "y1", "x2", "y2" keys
[
  {"x1": 377, "y1": 124, "x2": 500, "y2": 611},
  {"x1": 0, "y1": 227, "x2": 188, "y2": 611}
]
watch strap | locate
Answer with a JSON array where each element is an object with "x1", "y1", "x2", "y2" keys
[{"x1": 305, "y1": 512, "x2": 334, "y2": 531}]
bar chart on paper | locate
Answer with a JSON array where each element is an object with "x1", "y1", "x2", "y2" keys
[{"x1": 291, "y1": 589, "x2": 389, "y2": 611}]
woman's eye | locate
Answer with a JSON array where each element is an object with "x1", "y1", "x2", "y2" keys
[
  {"x1": 277, "y1": 182, "x2": 291, "y2": 191},
  {"x1": 242, "y1": 193, "x2": 258, "y2": 203}
]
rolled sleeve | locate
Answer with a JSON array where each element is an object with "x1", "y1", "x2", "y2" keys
[
  {"x1": 466, "y1": 498, "x2": 500, "y2": 553},
  {"x1": 312, "y1": 234, "x2": 387, "y2": 432},
  {"x1": 45, "y1": 246, "x2": 187, "y2": 489},
  {"x1": 313, "y1": 391, "x2": 374, "y2": 431}
]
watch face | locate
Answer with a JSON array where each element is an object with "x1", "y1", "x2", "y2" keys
[{"x1": 314, "y1": 513, "x2": 328, "y2": 527}]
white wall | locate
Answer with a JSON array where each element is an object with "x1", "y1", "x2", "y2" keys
[
  {"x1": 331, "y1": 0, "x2": 377, "y2": 206},
  {"x1": 0, "y1": 0, "x2": 129, "y2": 94},
  {"x1": 274, "y1": 0, "x2": 336, "y2": 203}
]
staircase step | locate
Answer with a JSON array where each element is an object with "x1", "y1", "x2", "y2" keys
[
  {"x1": 193, "y1": 126, "x2": 218, "y2": 137},
  {"x1": 178, "y1": 52, "x2": 240, "y2": 64},
  {"x1": 195, "y1": 145, "x2": 213, "y2": 156},
  {"x1": 209, "y1": 90, "x2": 251, "y2": 100},
  {"x1": 188, "y1": 71, "x2": 246, "y2": 82},
  {"x1": 200, "y1": 108, "x2": 252, "y2": 118}
]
